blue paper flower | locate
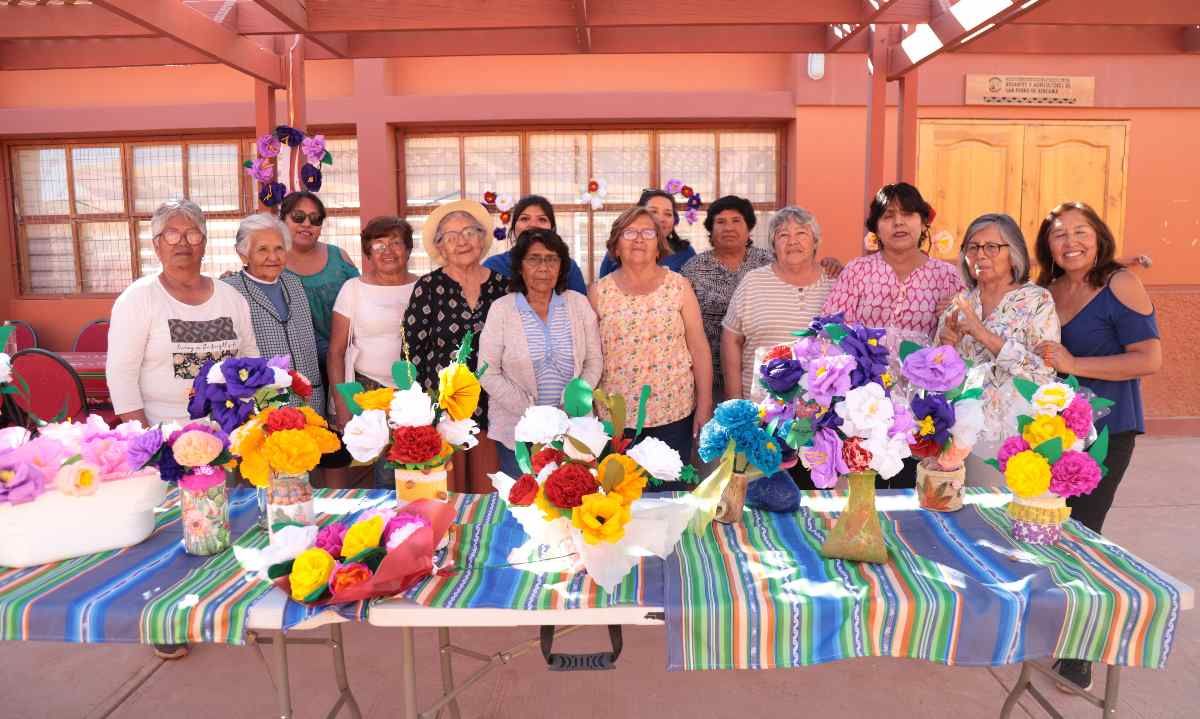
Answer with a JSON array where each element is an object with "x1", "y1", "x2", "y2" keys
[
  {"x1": 220, "y1": 357, "x2": 275, "y2": 398},
  {"x1": 911, "y1": 392, "x2": 956, "y2": 447},
  {"x1": 300, "y1": 163, "x2": 323, "y2": 192},
  {"x1": 187, "y1": 361, "x2": 213, "y2": 419},
  {"x1": 760, "y1": 358, "x2": 805, "y2": 394},
  {"x1": 839, "y1": 324, "x2": 889, "y2": 388},
  {"x1": 259, "y1": 182, "x2": 287, "y2": 207},
  {"x1": 713, "y1": 399, "x2": 759, "y2": 431},
  {"x1": 274, "y1": 125, "x2": 305, "y2": 148},
  {"x1": 210, "y1": 394, "x2": 254, "y2": 434}
]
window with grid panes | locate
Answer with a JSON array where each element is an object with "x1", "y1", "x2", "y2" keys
[
  {"x1": 8, "y1": 136, "x2": 361, "y2": 296},
  {"x1": 398, "y1": 128, "x2": 782, "y2": 281}
]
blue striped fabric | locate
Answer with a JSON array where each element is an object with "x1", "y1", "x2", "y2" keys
[{"x1": 515, "y1": 292, "x2": 575, "y2": 406}]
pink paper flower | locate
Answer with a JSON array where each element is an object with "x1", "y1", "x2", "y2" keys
[
  {"x1": 664, "y1": 178, "x2": 684, "y2": 195},
  {"x1": 384, "y1": 511, "x2": 430, "y2": 549},
  {"x1": 81, "y1": 435, "x2": 132, "y2": 481},
  {"x1": 1062, "y1": 395, "x2": 1094, "y2": 438},
  {"x1": 315, "y1": 522, "x2": 349, "y2": 557},
  {"x1": 178, "y1": 465, "x2": 225, "y2": 493},
  {"x1": 1050, "y1": 450, "x2": 1102, "y2": 498},
  {"x1": 256, "y1": 133, "x2": 281, "y2": 159},
  {"x1": 246, "y1": 157, "x2": 275, "y2": 184},
  {"x1": 301, "y1": 134, "x2": 326, "y2": 164},
  {"x1": 996, "y1": 436, "x2": 1030, "y2": 472}
]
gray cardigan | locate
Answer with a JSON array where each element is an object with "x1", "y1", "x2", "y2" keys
[{"x1": 478, "y1": 290, "x2": 603, "y2": 449}]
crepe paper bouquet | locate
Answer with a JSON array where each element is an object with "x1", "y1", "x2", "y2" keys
[
  {"x1": 898, "y1": 342, "x2": 987, "y2": 472},
  {"x1": 490, "y1": 379, "x2": 701, "y2": 593},
  {"x1": 336, "y1": 333, "x2": 484, "y2": 471},
  {"x1": 188, "y1": 355, "x2": 314, "y2": 435},
  {"x1": 125, "y1": 418, "x2": 239, "y2": 492},
  {"x1": 245, "y1": 125, "x2": 334, "y2": 207},
  {"x1": 234, "y1": 500, "x2": 456, "y2": 605},
  {"x1": 986, "y1": 376, "x2": 1111, "y2": 543}
]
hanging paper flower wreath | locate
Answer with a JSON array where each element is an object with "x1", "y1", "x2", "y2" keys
[
  {"x1": 481, "y1": 190, "x2": 516, "y2": 241},
  {"x1": 244, "y1": 125, "x2": 334, "y2": 208},
  {"x1": 664, "y1": 178, "x2": 703, "y2": 224},
  {"x1": 579, "y1": 178, "x2": 608, "y2": 210}
]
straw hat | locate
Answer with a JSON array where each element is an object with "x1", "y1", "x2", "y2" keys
[{"x1": 421, "y1": 199, "x2": 494, "y2": 267}]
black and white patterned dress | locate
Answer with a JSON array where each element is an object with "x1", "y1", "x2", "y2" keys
[{"x1": 403, "y1": 268, "x2": 509, "y2": 430}]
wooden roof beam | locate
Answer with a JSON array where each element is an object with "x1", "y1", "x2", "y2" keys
[
  {"x1": 0, "y1": 4, "x2": 153, "y2": 39},
  {"x1": 887, "y1": 0, "x2": 1043, "y2": 79},
  {"x1": 1012, "y1": 0, "x2": 1200, "y2": 25},
  {"x1": 91, "y1": 0, "x2": 285, "y2": 86},
  {"x1": 0, "y1": 37, "x2": 208, "y2": 71},
  {"x1": 959, "y1": 24, "x2": 1192, "y2": 53},
  {"x1": 574, "y1": 0, "x2": 591, "y2": 52},
  {"x1": 827, "y1": 0, "x2": 929, "y2": 52}
]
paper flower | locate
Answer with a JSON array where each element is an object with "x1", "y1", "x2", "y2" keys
[
  {"x1": 997, "y1": 436, "x2": 1031, "y2": 472},
  {"x1": 626, "y1": 436, "x2": 683, "y2": 483},
  {"x1": 256, "y1": 133, "x2": 281, "y2": 159},
  {"x1": 0, "y1": 463, "x2": 44, "y2": 504},
  {"x1": 515, "y1": 405, "x2": 570, "y2": 445},
  {"x1": 597, "y1": 454, "x2": 647, "y2": 505},
  {"x1": 275, "y1": 125, "x2": 305, "y2": 148},
  {"x1": 579, "y1": 178, "x2": 608, "y2": 210},
  {"x1": 841, "y1": 437, "x2": 872, "y2": 473},
  {"x1": 221, "y1": 358, "x2": 276, "y2": 398},
  {"x1": 259, "y1": 182, "x2": 287, "y2": 207},
  {"x1": 388, "y1": 386, "x2": 436, "y2": 428},
  {"x1": 800, "y1": 428, "x2": 848, "y2": 489},
  {"x1": 563, "y1": 416, "x2": 610, "y2": 461},
  {"x1": 437, "y1": 416, "x2": 480, "y2": 449},
  {"x1": 1031, "y1": 382, "x2": 1076, "y2": 416},
  {"x1": 54, "y1": 462, "x2": 100, "y2": 496},
  {"x1": 1061, "y1": 394, "x2": 1094, "y2": 436},
  {"x1": 572, "y1": 492, "x2": 631, "y2": 545},
  {"x1": 862, "y1": 430, "x2": 911, "y2": 479},
  {"x1": 81, "y1": 435, "x2": 132, "y2": 480},
  {"x1": 686, "y1": 193, "x2": 702, "y2": 210},
  {"x1": 179, "y1": 465, "x2": 225, "y2": 493},
  {"x1": 246, "y1": 157, "x2": 275, "y2": 184},
  {"x1": 508, "y1": 474, "x2": 539, "y2": 506},
  {"x1": 483, "y1": 190, "x2": 498, "y2": 205},
  {"x1": 802, "y1": 353, "x2": 855, "y2": 406},
  {"x1": 902, "y1": 346, "x2": 967, "y2": 392},
  {"x1": 300, "y1": 134, "x2": 326, "y2": 164},
  {"x1": 1021, "y1": 414, "x2": 1076, "y2": 451},
  {"x1": 531, "y1": 446, "x2": 566, "y2": 474},
  {"x1": 664, "y1": 178, "x2": 684, "y2": 194},
  {"x1": 889, "y1": 401, "x2": 917, "y2": 441},
  {"x1": 948, "y1": 397, "x2": 985, "y2": 449},
  {"x1": 266, "y1": 407, "x2": 307, "y2": 432},
  {"x1": 1049, "y1": 451, "x2": 1102, "y2": 498},
  {"x1": 341, "y1": 515, "x2": 385, "y2": 559},
  {"x1": 1004, "y1": 450, "x2": 1052, "y2": 498},
  {"x1": 329, "y1": 562, "x2": 372, "y2": 595},
  {"x1": 911, "y1": 393, "x2": 955, "y2": 447},
  {"x1": 290, "y1": 547, "x2": 336, "y2": 601},
  {"x1": 495, "y1": 194, "x2": 515, "y2": 213},
  {"x1": 384, "y1": 511, "x2": 430, "y2": 549},
  {"x1": 684, "y1": 208, "x2": 700, "y2": 225},
  {"x1": 262, "y1": 429, "x2": 321, "y2": 475},
  {"x1": 835, "y1": 383, "x2": 894, "y2": 440},
  {"x1": 387, "y1": 425, "x2": 444, "y2": 465},
  {"x1": 438, "y1": 363, "x2": 482, "y2": 421},
  {"x1": 838, "y1": 325, "x2": 890, "y2": 387},
  {"x1": 172, "y1": 429, "x2": 224, "y2": 467},
  {"x1": 315, "y1": 522, "x2": 348, "y2": 557},
  {"x1": 543, "y1": 462, "x2": 599, "y2": 509},
  {"x1": 289, "y1": 371, "x2": 313, "y2": 399},
  {"x1": 759, "y1": 358, "x2": 805, "y2": 394},
  {"x1": 680, "y1": 185, "x2": 694, "y2": 198},
  {"x1": 713, "y1": 399, "x2": 760, "y2": 430},
  {"x1": 211, "y1": 394, "x2": 255, "y2": 435}
]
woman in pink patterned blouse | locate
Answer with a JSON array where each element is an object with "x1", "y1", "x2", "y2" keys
[{"x1": 823, "y1": 183, "x2": 964, "y2": 488}]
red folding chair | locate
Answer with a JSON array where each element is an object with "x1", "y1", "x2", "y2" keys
[
  {"x1": 9, "y1": 349, "x2": 88, "y2": 425},
  {"x1": 72, "y1": 319, "x2": 110, "y2": 352},
  {"x1": 3, "y1": 320, "x2": 37, "y2": 351}
]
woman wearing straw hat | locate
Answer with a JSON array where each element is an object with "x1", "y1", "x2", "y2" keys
[{"x1": 403, "y1": 200, "x2": 507, "y2": 493}]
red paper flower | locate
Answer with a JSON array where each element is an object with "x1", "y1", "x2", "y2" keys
[
  {"x1": 910, "y1": 437, "x2": 942, "y2": 460},
  {"x1": 531, "y1": 447, "x2": 567, "y2": 474},
  {"x1": 289, "y1": 370, "x2": 313, "y2": 399},
  {"x1": 483, "y1": 191, "x2": 497, "y2": 204},
  {"x1": 508, "y1": 474, "x2": 539, "y2": 506},
  {"x1": 387, "y1": 426, "x2": 444, "y2": 464},
  {"x1": 763, "y1": 344, "x2": 793, "y2": 363},
  {"x1": 267, "y1": 407, "x2": 308, "y2": 432},
  {"x1": 542, "y1": 463, "x2": 598, "y2": 509},
  {"x1": 499, "y1": 211, "x2": 511, "y2": 225},
  {"x1": 587, "y1": 179, "x2": 600, "y2": 193},
  {"x1": 841, "y1": 437, "x2": 873, "y2": 473},
  {"x1": 329, "y1": 562, "x2": 372, "y2": 595},
  {"x1": 680, "y1": 185, "x2": 694, "y2": 198}
]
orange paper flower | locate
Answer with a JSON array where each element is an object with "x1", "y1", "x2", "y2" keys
[{"x1": 329, "y1": 562, "x2": 373, "y2": 594}]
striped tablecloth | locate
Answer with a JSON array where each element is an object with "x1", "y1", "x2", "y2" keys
[
  {"x1": 0, "y1": 488, "x2": 394, "y2": 646},
  {"x1": 664, "y1": 488, "x2": 1182, "y2": 671}
]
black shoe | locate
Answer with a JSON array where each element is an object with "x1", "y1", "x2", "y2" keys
[{"x1": 1052, "y1": 658, "x2": 1093, "y2": 693}]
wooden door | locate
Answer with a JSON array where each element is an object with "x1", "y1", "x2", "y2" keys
[
  {"x1": 917, "y1": 122, "x2": 1024, "y2": 262},
  {"x1": 1019, "y1": 124, "x2": 1128, "y2": 252}
]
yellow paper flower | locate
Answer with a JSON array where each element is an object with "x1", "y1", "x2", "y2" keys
[
  {"x1": 232, "y1": 422, "x2": 269, "y2": 487},
  {"x1": 1030, "y1": 382, "x2": 1075, "y2": 415},
  {"x1": 303, "y1": 425, "x2": 342, "y2": 454},
  {"x1": 290, "y1": 547, "x2": 335, "y2": 601},
  {"x1": 298, "y1": 405, "x2": 329, "y2": 429},
  {"x1": 438, "y1": 363, "x2": 482, "y2": 422},
  {"x1": 598, "y1": 454, "x2": 647, "y2": 505},
  {"x1": 572, "y1": 492, "x2": 632, "y2": 545},
  {"x1": 353, "y1": 388, "x2": 394, "y2": 412},
  {"x1": 1021, "y1": 414, "x2": 1076, "y2": 451},
  {"x1": 341, "y1": 515, "x2": 385, "y2": 559},
  {"x1": 534, "y1": 486, "x2": 564, "y2": 522},
  {"x1": 262, "y1": 429, "x2": 321, "y2": 475},
  {"x1": 1004, "y1": 450, "x2": 1052, "y2": 498}
]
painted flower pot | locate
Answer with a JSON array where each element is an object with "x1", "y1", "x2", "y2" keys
[
  {"x1": 714, "y1": 472, "x2": 749, "y2": 524},
  {"x1": 180, "y1": 483, "x2": 231, "y2": 556},
  {"x1": 265, "y1": 471, "x2": 315, "y2": 537},
  {"x1": 820, "y1": 470, "x2": 888, "y2": 564},
  {"x1": 1007, "y1": 493, "x2": 1071, "y2": 545},
  {"x1": 916, "y1": 461, "x2": 965, "y2": 512},
  {"x1": 395, "y1": 462, "x2": 450, "y2": 505}
]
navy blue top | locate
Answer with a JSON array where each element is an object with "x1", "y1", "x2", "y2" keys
[
  {"x1": 245, "y1": 273, "x2": 289, "y2": 322},
  {"x1": 597, "y1": 243, "x2": 696, "y2": 279},
  {"x1": 1060, "y1": 283, "x2": 1159, "y2": 434},
  {"x1": 482, "y1": 252, "x2": 588, "y2": 295}
]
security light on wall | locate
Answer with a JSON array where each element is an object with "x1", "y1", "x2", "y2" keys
[{"x1": 807, "y1": 53, "x2": 826, "y2": 80}]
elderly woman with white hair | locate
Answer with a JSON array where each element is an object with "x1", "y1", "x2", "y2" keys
[
  {"x1": 220, "y1": 213, "x2": 324, "y2": 415},
  {"x1": 937, "y1": 212, "x2": 1060, "y2": 485},
  {"x1": 721, "y1": 206, "x2": 836, "y2": 401},
  {"x1": 404, "y1": 200, "x2": 507, "y2": 493},
  {"x1": 107, "y1": 199, "x2": 258, "y2": 428}
]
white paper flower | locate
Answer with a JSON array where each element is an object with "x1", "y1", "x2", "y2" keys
[
  {"x1": 388, "y1": 385, "x2": 436, "y2": 428},
  {"x1": 437, "y1": 416, "x2": 479, "y2": 449},
  {"x1": 269, "y1": 366, "x2": 293, "y2": 391},
  {"x1": 562, "y1": 415, "x2": 610, "y2": 460},
  {"x1": 514, "y1": 406, "x2": 570, "y2": 445},
  {"x1": 206, "y1": 360, "x2": 226, "y2": 385},
  {"x1": 0, "y1": 426, "x2": 29, "y2": 450},
  {"x1": 948, "y1": 397, "x2": 985, "y2": 448},
  {"x1": 0, "y1": 352, "x2": 11, "y2": 384},
  {"x1": 578, "y1": 178, "x2": 608, "y2": 210},
  {"x1": 862, "y1": 431, "x2": 911, "y2": 480},
  {"x1": 495, "y1": 194, "x2": 516, "y2": 213},
  {"x1": 234, "y1": 524, "x2": 319, "y2": 579},
  {"x1": 1031, "y1": 382, "x2": 1075, "y2": 416},
  {"x1": 37, "y1": 420, "x2": 87, "y2": 454},
  {"x1": 626, "y1": 436, "x2": 683, "y2": 482},
  {"x1": 343, "y1": 409, "x2": 390, "y2": 462},
  {"x1": 835, "y1": 382, "x2": 894, "y2": 439}
]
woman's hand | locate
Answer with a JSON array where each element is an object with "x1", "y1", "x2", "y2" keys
[
  {"x1": 692, "y1": 397, "x2": 714, "y2": 440},
  {"x1": 1035, "y1": 341, "x2": 1076, "y2": 374},
  {"x1": 951, "y1": 294, "x2": 986, "y2": 339},
  {"x1": 938, "y1": 311, "x2": 963, "y2": 347}
]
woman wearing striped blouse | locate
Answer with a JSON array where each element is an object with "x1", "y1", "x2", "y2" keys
[{"x1": 479, "y1": 228, "x2": 604, "y2": 477}]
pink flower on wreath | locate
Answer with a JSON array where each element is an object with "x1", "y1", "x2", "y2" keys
[
  {"x1": 247, "y1": 157, "x2": 275, "y2": 184},
  {"x1": 256, "y1": 133, "x2": 281, "y2": 159},
  {"x1": 301, "y1": 134, "x2": 326, "y2": 165},
  {"x1": 1062, "y1": 395, "x2": 1094, "y2": 438},
  {"x1": 1050, "y1": 450, "x2": 1102, "y2": 498},
  {"x1": 996, "y1": 436, "x2": 1030, "y2": 472}
]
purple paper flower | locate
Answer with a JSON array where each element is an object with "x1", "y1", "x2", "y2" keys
[
  {"x1": 256, "y1": 133, "x2": 281, "y2": 159},
  {"x1": 127, "y1": 427, "x2": 164, "y2": 470},
  {"x1": 996, "y1": 436, "x2": 1030, "y2": 472},
  {"x1": 760, "y1": 358, "x2": 806, "y2": 394},
  {"x1": 246, "y1": 157, "x2": 275, "y2": 184},
  {"x1": 812, "y1": 407, "x2": 843, "y2": 432},
  {"x1": 300, "y1": 163, "x2": 323, "y2": 192},
  {"x1": 686, "y1": 193, "x2": 702, "y2": 210},
  {"x1": 210, "y1": 395, "x2": 254, "y2": 434},
  {"x1": 839, "y1": 324, "x2": 889, "y2": 388},
  {"x1": 259, "y1": 182, "x2": 287, "y2": 207},
  {"x1": 0, "y1": 462, "x2": 45, "y2": 505},
  {"x1": 801, "y1": 428, "x2": 849, "y2": 490},
  {"x1": 684, "y1": 207, "x2": 700, "y2": 225},
  {"x1": 81, "y1": 434, "x2": 133, "y2": 480},
  {"x1": 1050, "y1": 451, "x2": 1102, "y2": 498},
  {"x1": 911, "y1": 393, "x2": 956, "y2": 447},
  {"x1": 156, "y1": 446, "x2": 185, "y2": 483},
  {"x1": 274, "y1": 125, "x2": 304, "y2": 148},
  {"x1": 802, "y1": 353, "x2": 855, "y2": 406},
  {"x1": 901, "y1": 345, "x2": 967, "y2": 392},
  {"x1": 315, "y1": 522, "x2": 349, "y2": 557},
  {"x1": 807, "y1": 312, "x2": 846, "y2": 335},
  {"x1": 300, "y1": 134, "x2": 326, "y2": 164},
  {"x1": 760, "y1": 397, "x2": 795, "y2": 424},
  {"x1": 1062, "y1": 395, "x2": 1094, "y2": 438},
  {"x1": 889, "y1": 401, "x2": 917, "y2": 441},
  {"x1": 221, "y1": 358, "x2": 275, "y2": 398},
  {"x1": 267, "y1": 355, "x2": 291, "y2": 371},
  {"x1": 664, "y1": 178, "x2": 684, "y2": 195},
  {"x1": 188, "y1": 362, "x2": 214, "y2": 419}
]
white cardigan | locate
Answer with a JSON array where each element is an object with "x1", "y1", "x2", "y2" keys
[{"x1": 478, "y1": 290, "x2": 603, "y2": 449}]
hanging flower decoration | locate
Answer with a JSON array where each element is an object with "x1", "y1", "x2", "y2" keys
[
  {"x1": 579, "y1": 178, "x2": 608, "y2": 210},
  {"x1": 244, "y1": 125, "x2": 334, "y2": 208},
  {"x1": 664, "y1": 178, "x2": 703, "y2": 225},
  {"x1": 482, "y1": 190, "x2": 517, "y2": 241}
]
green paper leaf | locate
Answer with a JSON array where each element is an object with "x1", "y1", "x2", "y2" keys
[
  {"x1": 956, "y1": 387, "x2": 983, "y2": 402},
  {"x1": 267, "y1": 560, "x2": 294, "y2": 580},
  {"x1": 302, "y1": 585, "x2": 328, "y2": 603},
  {"x1": 678, "y1": 464, "x2": 699, "y2": 485},
  {"x1": 346, "y1": 545, "x2": 385, "y2": 567},
  {"x1": 792, "y1": 329, "x2": 815, "y2": 338},
  {"x1": 1088, "y1": 425, "x2": 1110, "y2": 468},
  {"x1": 822, "y1": 323, "x2": 848, "y2": 343},
  {"x1": 270, "y1": 519, "x2": 304, "y2": 534},
  {"x1": 455, "y1": 330, "x2": 476, "y2": 365},
  {"x1": 0, "y1": 325, "x2": 13, "y2": 347},
  {"x1": 562, "y1": 377, "x2": 595, "y2": 417},
  {"x1": 321, "y1": 149, "x2": 333, "y2": 165},
  {"x1": 944, "y1": 387, "x2": 961, "y2": 403},
  {"x1": 1034, "y1": 437, "x2": 1063, "y2": 465},
  {"x1": 335, "y1": 382, "x2": 365, "y2": 415},
  {"x1": 600, "y1": 455, "x2": 625, "y2": 493},
  {"x1": 474, "y1": 361, "x2": 488, "y2": 380},
  {"x1": 984, "y1": 458, "x2": 1001, "y2": 472},
  {"x1": 1065, "y1": 375, "x2": 1080, "y2": 390},
  {"x1": 391, "y1": 361, "x2": 416, "y2": 390},
  {"x1": 1012, "y1": 377, "x2": 1039, "y2": 403},
  {"x1": 565, "y1": 435, "x2": 592, "y2": 458},
  {"x1": 242, "y1": 159, "x2": 254, "y2": 169},
  {"x1": 633, "y1": 385, "x2": 651, "y2": 437},
  {"x1": 1090, "y1": 396, "x2": 1115, "y2": 412},
  {"x1": 898, "y1": 340, "x2": 923, "y2": 362},
  {"x1": 515, "y1": 441, "x2": 532, "y2": 474},
  {"x1": 1017, "y1": 415, "x2": 1033, "y2": 434}
]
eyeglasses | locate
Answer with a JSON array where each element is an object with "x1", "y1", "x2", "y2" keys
[
  {"x1": 437, "y1": 227, "x2": 484, "y2": 245},
  {"x1": 523, "y1": 254, "x2": 561, "y2": 268},
  {"x1": 157, "y1": 228, "x2": 206, "y2": 246},
  {"x1": 620, "y1": 228, "x2": 658, "y2": 242},
  {"x1": 288, "y1": 210, "x2": 324, "y2": 227},
  {"x1": 368, "y1": 238, "x2": 407, "y2": 253},
  {"x1": 963, "y1": 242, "x2": 1007, "y2": 257}
]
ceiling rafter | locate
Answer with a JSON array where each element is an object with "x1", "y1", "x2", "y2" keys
[
  {"x1": 574, "y1": 0, "x2": 591, "y2": 52},
  {"x1": 887, "y1": 0, "x2": 1048, "y2": 80}
]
